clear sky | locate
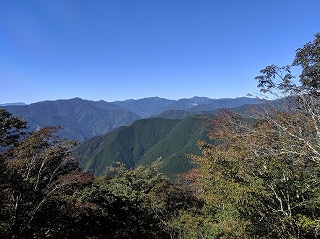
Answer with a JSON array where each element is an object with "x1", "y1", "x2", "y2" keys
[{"x1": 1, "y1": 0, "x2": 319, "y2": 104}]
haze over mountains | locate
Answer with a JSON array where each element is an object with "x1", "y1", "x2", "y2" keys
[
  {"x1": 2, "y1": 96, "x2": 262, "y2": 141},
  {"x1": 2, "y1": 97, "x2": 141, "y2": 141},
  {"x1": 113, "y1": 96, "x2": 262, "y2": 118},
  {"x1": 0, "y1": 102, "x2": 26, "y2": 106}
]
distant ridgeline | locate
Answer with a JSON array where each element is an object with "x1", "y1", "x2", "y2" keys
[
  {"x1": 0, "y1": 102, "x2": 26, "y2": 106},
  {"x1": 2, "y1": 96, "x2": 262, "y2": 141}
]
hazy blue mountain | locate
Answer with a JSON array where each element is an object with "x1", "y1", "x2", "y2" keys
[
  {"x1": 1, "y1": 96, "x2": 263, "y2": 142},
  {"x1": 0, "y1": 102, "x2": 26, "y2": 106},
  {"x1": 158, "y1": 98, "x2": 200, "y2": 112},
  {"x1": 74, "y1": 116, "x2": 210, "y2": 178},
  {"x1": 189, "y1": 97, "x2": 263, "y2": 112},
  {"x1": 112, "y1": 96, "x2": 262, "y2": 118},
  {"x1": 150, "y1": 97, "x2": 263, "y2": 119},
  {"x1": 189, "y1": 96, "x2": 213, "y2": 104},
  {"x1": 112, "y1": 97, "x2": 175, "y2": 117},
  {"x1": 154, "y1": 110, "x2": 196, "y2": 119},
  {"x1": 2, "y1": 98, "x2": 141, "y2": 141}
]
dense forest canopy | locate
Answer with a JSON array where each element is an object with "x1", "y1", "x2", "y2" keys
[{"x1": 0, "y1": 33, "x2": 319, "y2": 238}]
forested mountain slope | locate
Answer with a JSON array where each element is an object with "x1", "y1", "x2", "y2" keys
[{"x1": 74, "y1": 116, "x2": 210, "y2": 178}]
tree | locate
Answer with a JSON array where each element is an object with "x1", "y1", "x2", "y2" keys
[
  {"x1": 75, "y1": 160, "x2": 171, "y2": 238},
  {"x1": 293, "y1": 32, "x2": 320, "y2": 91},
  {"x1": 0, "y1": 109, "x2": 27, "y2": 237},
  {"x1": 74, "y1": 159, "x2": 204, "y2": 239},
  {"x1": 0, "y1": 109, "x2": 26, "y2": 148},
  {"x1": 186, "y1": 33, "x2": 320, "y2": 238},
  {"x1": 0, "y1": 126, "x2": 92, "y2": 238}
]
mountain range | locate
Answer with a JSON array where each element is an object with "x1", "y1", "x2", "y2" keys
[
  {"x1": 2, "y1": 96, "x2": 263, "y2": 177},
  {"x1": 2, "y1": 98, "x2": 141, "y2": 141},
  {"x1": 1, "y1": 96, "x2": 262, "y2": 141},
  {"x1": 113, "y1": 96, "x2": 262, "y2": 118}
]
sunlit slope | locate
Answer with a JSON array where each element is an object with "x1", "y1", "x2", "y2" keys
[
  {"x1": 138, "y1": 116, "x2": 208, "y2": 178},
  {"x1": 75, "y1": 116, "x2": 209, "y2": 177}
]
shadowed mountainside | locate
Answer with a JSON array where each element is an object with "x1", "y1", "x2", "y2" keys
[{"x1": 3, "y1": 98, "x2": 141, "y2": 141}]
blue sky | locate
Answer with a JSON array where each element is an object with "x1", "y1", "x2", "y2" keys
[{"x1": 1, "y1": 0, "x2": 319, "y2": 104}]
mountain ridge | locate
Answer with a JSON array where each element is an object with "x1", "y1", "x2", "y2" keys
[
  {"x1": 74, "y1": 115, "x2": 210, "y2": 178},
  {"x1": 2, "y1": 98, "x2": 141, "y2": 141},
  {"x1": 1, "y1": 96, "x2": 262, "y2": 141}
]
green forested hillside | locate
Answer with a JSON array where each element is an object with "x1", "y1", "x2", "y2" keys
[
  {"x1": 74, "y1": 116, "x2": 210, "y2": 177},
  {"x1": 154, "y1": 109, "x2": 196, "y2": 119},
  {"x1": 138, "y1": 116, "x2": 209, "y2": 178}
]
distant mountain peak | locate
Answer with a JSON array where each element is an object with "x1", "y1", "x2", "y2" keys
[{"x1": 0, "y1": 102, "x2": 26, "y2": 106}]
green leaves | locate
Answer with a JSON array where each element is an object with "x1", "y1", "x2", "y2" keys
[
  {"x1": 293, "y1": 33, "x2": 320, "y2": 91},
  {"x1": 255, "y1": 33, "x2": 320, "y2": 97},
  {"x1": 183, "y1": 33, "x2": 320, "y2": 239},
  {"x1": 0, "y1": 109, "x2": 26, "y2": 148},
  {"x1": 75, "y1": 160, "x2": 170, "y2": 238},
  {"x1": 0, "y1": 126, "x2": 92, "y2": 238}
]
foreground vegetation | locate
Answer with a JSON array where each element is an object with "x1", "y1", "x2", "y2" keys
[
  {"x1": 0, "y1": 119, "x2": 202, "y2": 238},
  {"x1": 0, "y1": 33, "x2": 319, "y2": 238}
]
